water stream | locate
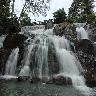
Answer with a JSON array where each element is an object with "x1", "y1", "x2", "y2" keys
[{"x1": 0, "y1": 25, "x2": 94, "y2": 95}]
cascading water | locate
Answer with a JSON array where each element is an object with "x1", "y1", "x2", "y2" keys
[
  {"x1": 0, "y1": 35, "x2": 6, "y2": 48},
  {"x1": 5, "y1": 48, "x2": 19, "y2": 75},
  {"x1": 50, "y1": 35, "x2": 90, "y2": 95},
  {"x1": 19, "y1": 28, "x2": 49, "y2": 80},
  {"x1": 0, "y1": 25, "x2": 91, "y2": 95},
  {"x1": 50, "y1": 35, "x2": 84, "y2": 85},
  {"x1": 76, "y1": 27, "x2": 89, "y2": 40},
  {"x1": 19, "y1": 45, "x2": 34, "y2": 76}
]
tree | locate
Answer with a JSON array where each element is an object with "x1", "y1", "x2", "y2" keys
[
  {"x1": 0, "y1": 0, "x2": 11, "y2": 35},
  {"x1": 68, "y1": 0, "x2": 81, "y2": 23},
  {"x1": 68, "y1": 0, "x2": 95, "y2": 23},
  {"x1": 20, "y1": 12, "x2": 32, "y2": 27},
  {"x1": 0, "y1": 0, "x2": 10, "y2": 18},
  {"x1": 0, "y1": 0, "x2": 51, "y2": 35},
  {"x1": 53, "y1": 8, "x2": 66, "y2": 24},
  {"x1": 17, "y1": 0, "x2": 51, "y2": 21}
]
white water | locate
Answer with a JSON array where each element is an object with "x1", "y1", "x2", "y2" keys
[
  {"x1": 20, "y1": 29, "x2": 50, "y2": 79},
  {"x1": 50, "y1": 36, "x2": 84, "y2": 85},
  {"x1": 5, "y1": 48, "x2": 19, "y2": 75},
  {"x1": 20, "y1": 27, "x2": 86, "y2": 87},
  {"x1": 0, "y1": 35, "x2": 6, "y2": 48},
  {"x1": 2, "y1": 25, "x2": 91, "y2": 95},
  {"x1": 76, "y1": 27, "x2": 89, "y2": 40},
  {"x1": 49, "y1": 30, "x2": 90, "y2": 95},
  {"x1": 19, "y1": 45, "x2": 33, "y2": 76}
]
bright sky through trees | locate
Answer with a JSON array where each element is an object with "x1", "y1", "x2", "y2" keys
[{"x1": 15, "y1": 0, "x2": 96, "y2": 22}]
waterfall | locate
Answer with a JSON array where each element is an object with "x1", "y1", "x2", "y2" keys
[
  {"x1": 50, "y1": 35, "x2": 85, "y2": 85},
  {"x1": 0, "y1": 35, "x2": 6, "y2": 48},
  {"x1": 19, "y1": 26, "x2": 86, "y2": 87},
  {"x1": 76, "y1": 27, "x2": 89, "y2": 40},
  {"x1": 19, "y1": 29, "x2": 50, "y2": 80},
  {"x1": 5, "y1": 48, "x2": 19, "y2": 75},
  {"x1": 19, "y1": 45, "x2": 34, "y2": 76},
  {"x1": 49, "y1": 34, "x2": 90, "y2": 94},
  {"x1": 1, "y1": 25, "x2": 90, "y2": 94}
]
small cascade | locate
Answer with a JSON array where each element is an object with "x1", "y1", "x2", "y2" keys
[
  {"x1": 0, "y1": 35, "x2": 6, "y2": 48},
  {"x1": 19, "y1": 45, "x2": 34, "y2": 76},
  {"x1": 19, "y1": 29, "x2": 50, "y2": 80},
  {"x1": 50, "y1": 35, "x2": 71, "y2": 51},
  {"x1": 74, "y1": 23, "x2": 89, "y2": 40},
  {"x1": 5, "y1": 48, "x2": 19, "y2": 75},
  {"x1": 76, "y1": 27, "x2": 89, "y2": 40}
]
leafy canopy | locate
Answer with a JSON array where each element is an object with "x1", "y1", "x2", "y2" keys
[{"x1": 53, "y1": 8, "x2": 66, "y2": 24}]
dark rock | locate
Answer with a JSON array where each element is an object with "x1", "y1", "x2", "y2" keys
[
  {"x1": 3, "y1": 34, "x2": 27, "y2": 49},
  {"x1": 0, "y1": 48, "x2": 11, "y2": 75},
  {"x1": 76, "y1": 39, "x2": 93, "y2": 54},
  {"x1": 52, "y1": 75, "x2": 72, "y2": 85},
  {"x1": 84, "y1": 71, "x2": 96, "y2": 87},
  {"x1": 30, "y1": 77, "x2": 40, "y2": 83},
  {"x1": 53, "y1": 22, "x2": 77, "y2": 42},
  {"x1": 17, "y1": 76, "x2": 30, "y2": 81},
  {"x1": 53, "y1": 22, "x2": 68, "y2": 36}
]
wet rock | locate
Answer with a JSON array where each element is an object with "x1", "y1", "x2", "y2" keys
[
  {"x1": 84, "y1": 71, "x2": 96, "y2": 87},
  {"x1": 76, "y1": 39, "x2": 94, "y2": 54},
  {"x1": 52, "y1": 75, "x2": 72, "y2": 85},
  {"x1": 53, "y1": 22, "x2": 77, "y2": 43},
  {"x1": 30, "y1": 77, "x2": 40, "y2": 83},
  {"x1": 53, "y1": 22, "x2": 69, "y2": 36},
  {"x1": 3, "y1": 34, "x2": 27, "y2": 49},
  {"x1": 17, "y1": 76, "x2": 30, "y2": 81}
]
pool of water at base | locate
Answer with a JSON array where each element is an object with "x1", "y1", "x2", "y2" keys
[{"x1": 0, "y1": 80, "x2": 96, "y2": 96}]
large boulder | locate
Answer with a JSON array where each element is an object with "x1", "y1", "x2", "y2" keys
[
  {"x1": 53, "y1": 75, "x2": 72, "y2": 85},
  {"x1": 84, "y1": 71, "x2": 96, "y2": 87},
  {"x1": 76, "y1": 39, "x2": 94, "y2": 54},
  {"x1": 3, "y1": 34, "x2": 27, "y2": 49},
  {"x1": 17, "y1": 76, "x2": 30, "y2": 81},
  {"x1": 53, "y1": 22, "x2": 70, "y2": 36},
  {"x1": 53, "y1": 22, "x2": 76, "y2": 42}
]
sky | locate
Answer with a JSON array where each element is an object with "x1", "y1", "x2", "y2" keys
[{"x1": 15, "y1": 0, "x2": 96, "y2": 22}]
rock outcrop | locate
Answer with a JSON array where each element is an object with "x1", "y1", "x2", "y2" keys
[{"x1": 3, "y1": 34, "x2": 27, "y2": 49}]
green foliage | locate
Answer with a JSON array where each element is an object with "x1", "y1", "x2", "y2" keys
[
  {"x1": 0, "y1": 0, "x2": 51, "y2": 35},
  {"x1": 20, "y1": 0, "x2": 50, "y2": 18},
  {"x1": 68, "y1": 0, "x2": 95, "y2": 23},
  {"x1": 53, "y1": 8, "x2": 66, "y2": 24},
  {"x1": 20, "y1": 12, "x2": 32, "y2": 27},
  {"x1": 0, "y1": 0, "x2": 10, "y2": 18}
]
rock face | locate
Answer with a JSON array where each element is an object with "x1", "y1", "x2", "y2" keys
[
  {"x1": 0, "y1": 48, "x2": 11, "y2": 75},
  {"x1": 76, "y1": 39, "x2": 94, "y2": 54},
  {"x1": 53, "y1": 75, "x2": 72, "y2": 85},
  {"x1": 3, "y1": 34, "x2": 27, "y2": 49},
  {"x1": 17, "y1": 76, "x2": 30, "y2": 81},
  {"x1": 76, "y1": 39, "x2": 96, "y2": 87},
  {"x1": 53, "y1": 22, "x2": 77, "y2": 42},
  {"x1": 53, "y1": 22, "x2": 70, "y2": 36}
]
